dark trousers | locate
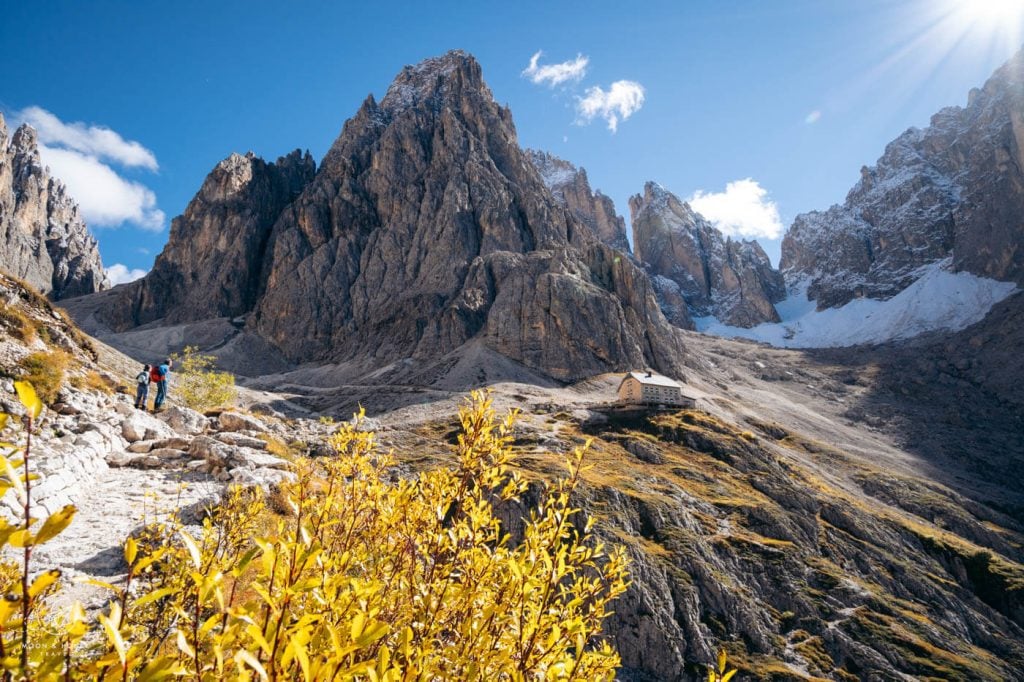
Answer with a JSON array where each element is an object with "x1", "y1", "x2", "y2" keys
[
  {"x1": 154, "y1": 380, "x2": 168, "y2": 409},
  {"x1": 134, "y1": 384, "x2": 148, "y2": 409}
]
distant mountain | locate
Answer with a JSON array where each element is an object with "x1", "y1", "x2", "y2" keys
[
  {"x1": 94, "y1": 51, "x2": 687, "y2": 382},
  {"x1": 781, "y1": 48, "x2": 1024, "y2": 309},
  {"x1": 0, "y1": 114, "x2": 107, "y2": 299},
  {"x1": 630, "y1": 182, "x2": 785, "y2": 328}
]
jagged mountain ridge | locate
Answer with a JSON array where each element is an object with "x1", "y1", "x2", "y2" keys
[
  {"x1": 0, "y1": 114, "x2": 107, "y2": 299},
  {"x1": 527, "y1": 149, "x2": 631, "y2": 252},
  {"x1": 630, "y1": 182, "x2": 785, "y2": 328},
  {"x1": 95, "y1": 51, "x2": 687, "y2": 383},
  {"x1": 781, "y1": 48, "x2": 1024, "y2": 309}
]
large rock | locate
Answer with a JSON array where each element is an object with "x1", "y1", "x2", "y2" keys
[
  {"x1": 630, "y1": 182, "x2": 784, "y2": 327},
  {"x1": 156, "y1": 406, "x2": 208, "y2": 435},
  {"x1": 0, "y1": 115, "x2": 108, "y2": 299},
  {"x1": 120, "y1": 412, "x2": 175, "y2": 443},
  {"x1": 780, "y1": 48, "x2": 1024, "y2": 308},
  {"x1": 218, "y1": 411, "x2": 268, "y2": 433}
]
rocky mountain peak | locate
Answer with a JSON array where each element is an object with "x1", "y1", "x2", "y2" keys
[
  {"x1": 379, "y1": 49, "x2": 489, "y2": 114},
  {"x1": 629, "y1": 181, "x2": 784, "y2": 328},
  {"x1": 102, "y1": 148, "x2": 316, "y2": 329},
  {"x1": 780, "y1": 46, "x2": 1024, "y2": 309},
  {"x1": 527, "y1": 149, "x2": 630, "y2": 252},
  {"x1": 0, "y1": 114, "x2": 107, "y2": 299}
]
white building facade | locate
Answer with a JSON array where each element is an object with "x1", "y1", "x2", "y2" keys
[{"x1": 617, "y1": 371, "x2": 693, "y2": 407}]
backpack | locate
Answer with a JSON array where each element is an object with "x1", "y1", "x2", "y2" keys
[
  {"x1": 136, "y1": 371, "x2": 148, "y2": 385},
  {"x1": 150, "y1": 366, "x2": 163, "y2": 382}
]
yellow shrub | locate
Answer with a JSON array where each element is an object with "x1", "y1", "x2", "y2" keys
[
  {"x1": 0, "y1": 302, "x2": 35, "y2": 342},
  {"x1": 171, "y1": 345, "x2": 237, "y2": 411},
  {"x1": 0, "y1": 388, "x2": 631, "y2": 680},
  {"x1": 17, "y1": 349, "x2": 71, "y2": 404}
]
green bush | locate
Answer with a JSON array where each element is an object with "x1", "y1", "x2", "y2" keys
[{"x1": 171, "y1": 345, "x2": 237, "y2": 411}]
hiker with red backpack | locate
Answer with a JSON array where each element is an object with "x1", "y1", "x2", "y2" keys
[{"x1": 151, "y1": 358, "x2": 172, "y2": 411}]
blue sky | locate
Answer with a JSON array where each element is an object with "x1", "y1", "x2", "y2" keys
[{"x1": 2, "y1": 0, "x2": 1021, "y2": 279}]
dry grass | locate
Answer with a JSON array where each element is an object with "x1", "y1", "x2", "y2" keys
[{"x1": 17, "y1": 349, "x2": 73, "y2": 404}]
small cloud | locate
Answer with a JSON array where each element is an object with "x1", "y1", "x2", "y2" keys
[
  {"x1": 562, "y1": 135, "x2": 569, "y2": 143},
  {"x1": 575, "y1": 80, "x2": 645, "y2": 132},
  {"x1": 18, "y1": 106, "x2": 158, "y2": 170},
  {"x1": 105, "y1": 263, "x2": 148, "y2": 285},
  {"x1": 689, "y1": 179, "x2": 784, "y2": 240},
  {"x1": 135, "y1": 246, "x2": 151, "y2": 255},
  {"x1": 38, "y1": 144, "x2": 165, "y2": 230},
  {"x1": 522, "y1": 51, "x2": 589, "y2": 87},
  {"x1": 12, "y1": 107, "x2": 165, "y2": 231},
  {"x1": 805, "y1": 110, "x2": 822, "y2": 124}
]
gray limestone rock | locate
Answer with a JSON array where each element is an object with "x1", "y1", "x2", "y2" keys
[
  {"x1": 780, "y1": 48, "x2": 1024, "y2": 308},
  {"x1": 630, "y1": 182, "x2": 784, "y2": 327},
  {"x1": 0, "y1": 115, "x2": 107, "y2": 299}
]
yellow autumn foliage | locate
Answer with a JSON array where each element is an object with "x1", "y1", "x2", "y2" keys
[{"x1": 0, "y1": 388, "x2": 631, "y2": 680}]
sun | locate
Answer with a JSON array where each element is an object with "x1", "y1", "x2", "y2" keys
[{"x1": 941, "y1": 0, "x2": 1024, "y2": 45}]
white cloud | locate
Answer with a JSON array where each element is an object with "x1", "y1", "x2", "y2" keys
[
  {"x1": 689, "y1": 179, "x2": 784, "y2": 240},
  {"x1": 575, "y1": 80, "x2": 645, "y2": 132},
  {"x1": 805, "y1": 110, "x2": 822, "y2": 124},
  {"x1": 105, "y1": 263, "x2": 148, "y2": 285},
  {"x1": 522, "y1": 51, "x2": 589, "y2": 86},
  {"x1": 39, "y1": 144, "x2": 165, "y2": 230},
  {"x1": 11, "y1": 107, "x2": 165, "y2": 231},
  {"x1": 18, "y1": 106, "x2": 158, "y2": 170}
]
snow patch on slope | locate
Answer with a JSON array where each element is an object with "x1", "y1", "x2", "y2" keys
[{"x1": 695, "y1": 258, "x2": 1018, "y2": 348}]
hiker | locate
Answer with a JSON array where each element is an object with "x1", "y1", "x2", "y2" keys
[
  {"x1": 151, "y1": 358, "x2": 173, "y2": 411},
  {"x1": 134, "y1": 364, "x2": 150, "y2": 409}
]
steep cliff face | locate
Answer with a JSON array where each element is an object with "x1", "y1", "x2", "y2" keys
[
  {"x1": 0, "y1": 114, "x2": 107, "y2": 299},
  {"x1": 98, "y1": 51, "x2": 687, "y2": 382},
  {"x1": 527, "y1": 150, "x2": 631, "y2": 252},
  {"x1": 249, "y1": 52, "x2": 686, "y2": 380},
  {"x1": 105, "y1": 150, "x2": 315, "y2": 328},
  {"x1": 630, "y1": 182, "x2": 784, "y2": 328},
  {"x1": 781, "y1": 49, "x2": 1024, "y2": 309}
]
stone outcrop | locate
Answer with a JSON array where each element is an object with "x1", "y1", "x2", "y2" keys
[
  {"x1": 527, "y1": 150, "x2": 630, "y2": 252},
  {"x1": 781, "y1": 48, "x2": 1024, "y2": 308},
  {"x1": 98, "y1": 51, "x2": 687, "y2": 382},
  {"x1": 630, "y1": 182, "x2": 784, "y2": 327},
  {"x1": 105, "y1": 150, "x2": 315, "y2": 327},
  {"x1": 0, "y1": 114, "x2": 107, "y2": 299}
]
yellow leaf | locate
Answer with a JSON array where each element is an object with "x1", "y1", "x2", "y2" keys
[
  {"x1": 722, "y1": 670, "x2": 737, "y2": 682},
  {"x1": 125, "y1": 536, "x2": 138, "y2": 566},
  {"x1": 13, "y1": 382, "x2": 42, "y2": 418},
  {"x1": 180, "y1": 528, "x2": 202, "y2": 569},
  {"x1": 234, "y1": 649, "x2": 269, "y2": 681},
  {"x1": 7, "y1": 529, "x2": 32, "y2": 547},
  {"x1": 28, "y1": 568, "x2": 61, "y2": 599},
  {"x1": 67, "y1": 601, "x2": 88, "y2": 638},
  {"x1": 34, "y1": 504, "x2": 76, "y2": 545},
  {"x1": 291, "y1": 637, "x2": 311, "y2": 681},
  {"x1": 133, "y1": 586, "x2": 176, "y2": 609},
  {"x1": 99, "y1": 604, "x2": 128, "y2": 666},
  {"x1": 718, "y1": 649, "x2": 727, "y2": 674},
  {"x1": 175, "y1": 629, "x2": 195, "y2": 658},
  {"x1": 0, "y1": 414, "x2": 7, "y2": 430}
]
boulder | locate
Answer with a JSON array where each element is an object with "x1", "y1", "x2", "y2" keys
[
  {"x1": 229, "y1": 467, "x2": 295, "y2": 488},
  {"x1": 218, "y1": 411, "x2": 268, "y2": 433},
  {"x1": 157, "y1": 406, "x2": 208, "y2": 436},
  {"x1": 214, "y1": 433, "x2": 267, "y2": 449},
  {"x1": 229, "y1": 448, "x2": 291, "y2": 471},
  {"x1": 121, "y1": 412, "x2": 174, "y2": 443},
  {"x1": 188, "y1": 436, "x2": 231, "y2": 468}
]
